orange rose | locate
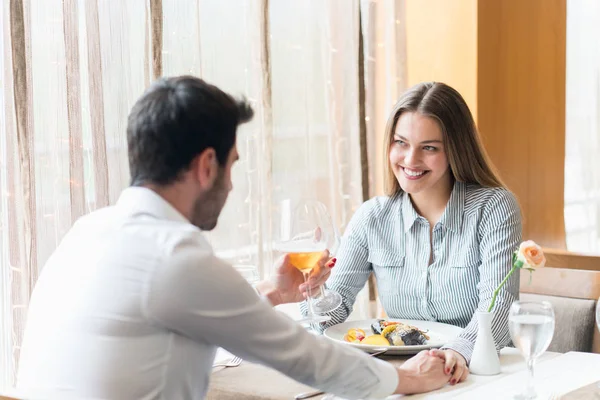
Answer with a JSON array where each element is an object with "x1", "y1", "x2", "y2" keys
[
  {"x1": 517, "y1": 240, "x2": 546, "y2": 269},
  {"x1": 489, "y1": 240, "x2": 545, "y2": 312}
]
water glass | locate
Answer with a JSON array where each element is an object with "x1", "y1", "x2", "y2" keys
[{"x1": 508, "y1": 301, "x2": 555, "y2": 400}]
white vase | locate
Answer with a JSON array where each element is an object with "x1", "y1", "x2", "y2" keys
[{"x1": 469, "y1": 310, "x2": 501, "y2": 375}]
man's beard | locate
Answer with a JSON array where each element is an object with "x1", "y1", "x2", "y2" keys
[{"x1": 191, "y1": 169, "x2": 228, "y2": 231}]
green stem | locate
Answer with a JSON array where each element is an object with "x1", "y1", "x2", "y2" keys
[{"x1": 487, "y1": 265, "x2": 517, "y2": 313}]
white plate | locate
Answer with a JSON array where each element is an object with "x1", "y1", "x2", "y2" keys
[{"x1": 323, "y1": 319, "x2": 463, "y2": 355}]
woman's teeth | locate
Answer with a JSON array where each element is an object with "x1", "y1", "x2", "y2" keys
[{"x1": 404, "y1": 168, "x2": 425, "y2": 177}]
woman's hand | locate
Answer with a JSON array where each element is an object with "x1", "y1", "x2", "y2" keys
[{"x1": 427, "y1": 349, "x2": 469, "y2": 385}]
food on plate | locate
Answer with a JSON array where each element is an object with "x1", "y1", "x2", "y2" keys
[
  {"x1": 343, "y1": 319, "x2": 430, "y2": 346},
  {"x1": 360, "y1": 334, "x2": 389, "y2": 346},
  {"x1": 342, "y1": 328, "x2": 366, "y2": 343}
]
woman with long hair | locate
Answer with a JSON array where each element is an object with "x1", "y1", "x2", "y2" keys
[{"x1": 321, "y1": 82, "x2": 521, "y2": 385}]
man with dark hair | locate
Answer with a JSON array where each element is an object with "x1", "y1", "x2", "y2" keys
[
  {"x1": 127, "y1": 76, "x2": 254, "y2": 230},
  {"x1": 17, "y1": 76, "x2": 449, "y2": 399}
]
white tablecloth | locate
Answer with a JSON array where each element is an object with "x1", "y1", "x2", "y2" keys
[{"x1": 324, "y1": 349, "x2": 600, "y2": 399}]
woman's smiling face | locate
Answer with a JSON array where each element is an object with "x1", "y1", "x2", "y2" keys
[{"x1": 389, "y1": 111, "x2": 451, "y2": 196}]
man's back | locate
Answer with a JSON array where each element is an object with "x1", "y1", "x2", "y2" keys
[{"x1": 17, "y1": 188, "x2": 215, "y2": 399}]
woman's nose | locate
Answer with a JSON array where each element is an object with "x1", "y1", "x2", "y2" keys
[{"x1": 404, "y1": 148, "x2": 417, "y2": 165}]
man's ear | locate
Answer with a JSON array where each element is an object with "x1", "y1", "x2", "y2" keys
[{"x1": 192, "y1": 148, "x2": 219, "y2": 190}]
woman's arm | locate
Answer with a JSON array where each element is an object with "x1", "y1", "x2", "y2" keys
[{"x1": 441, "y1": 189, "x2": 522, "y2": 363}]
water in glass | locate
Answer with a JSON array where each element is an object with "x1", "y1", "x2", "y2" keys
[
  {"x1": 508, "y1": 301, "x2": 555, "y2": 400},
  {"x1": 509, "y1": 314, "x2": 554, "y2": 360}
]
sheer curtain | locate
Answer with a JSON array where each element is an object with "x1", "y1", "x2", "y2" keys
[
  {"x1": 0, "y1": 0, "x2": 409, "y2": 388},
  {"x1": 360, "y1": 0, "x2": 407, "y2": 317},
  {"x1": 360, "y1": 0, "x2": 407, "y2": 198},
  {"x1": 565, "y1": 0, "x2": 600, "y2": 253}
]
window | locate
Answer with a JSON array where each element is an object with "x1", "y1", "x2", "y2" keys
[{"x1": 565, "y1": 0, "x2": 600, "y2": 252}]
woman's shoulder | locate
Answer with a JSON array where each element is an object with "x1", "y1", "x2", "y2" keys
[
  {"x1": 358, "y1": 193, "x2": 404, "y2": 218},
  {"x1": 464, "y1": 183, "x2": 520, "y2": 214},
  {"x1": 345, "y1": 194, "x2": 404, "y2": 238}
]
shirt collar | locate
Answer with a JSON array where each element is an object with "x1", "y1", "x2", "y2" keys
[
  {"x1": 438, "y1": 181, "x2": 465, "y2": 233},
  {"x1": 401, "y1": 180, "x2": 465, "y2": 233},
  {"x1": 401, "y1": 191, "x2": 420, "y2": 232},
  {"x1": 116, "y1": 186, "x2": 190, "y2": 224}
]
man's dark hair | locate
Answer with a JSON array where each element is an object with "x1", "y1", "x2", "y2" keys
[{"x1": 127, "y1": 76, "x2": 254, "y2": 186}]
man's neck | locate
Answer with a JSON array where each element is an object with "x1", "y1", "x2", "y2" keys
[{"x1": 141, "y1": 183, "x2": 193, "y2": 222}]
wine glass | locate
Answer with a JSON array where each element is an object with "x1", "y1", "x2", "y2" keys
[
  {"x1": 508, "y1": 301, "x2": 555, "y2": 400},
  {"x1": 274, "y1": 199, "x2": 342, "y2": 324}
]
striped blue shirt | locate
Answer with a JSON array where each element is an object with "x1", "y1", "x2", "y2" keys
[{"x1": 319, "y1": 181, "x2": 522, "y2": 362}]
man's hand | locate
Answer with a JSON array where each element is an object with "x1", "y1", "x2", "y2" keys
[
  {"x1": 394, "y1": 350, "x2": 451, "y2": 395},
  {"x1": 254, "y1": 251, "x2": 336, "y2": 306},
  {"x1": 427, "y1": 349, "x2": 469, "y2": 385}
]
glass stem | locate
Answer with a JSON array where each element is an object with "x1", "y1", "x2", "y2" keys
[
  {"x1": 304, "y1": 271, "x2": 316, "y2": 317},
  {"x1": 313, "y1": 285, "x2": 324, "y2": 299},
  {"x1": 525, "y1": 358, "x2": 536, "y2": 398}
]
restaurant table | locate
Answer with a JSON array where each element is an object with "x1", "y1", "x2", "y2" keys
[{"x1": 207, "y1": 348, "x2": 600, "y2": 399}]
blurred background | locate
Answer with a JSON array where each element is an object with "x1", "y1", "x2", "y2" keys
[{"x1": 1, "y1": 0, "x2": 598, "y2": 389}]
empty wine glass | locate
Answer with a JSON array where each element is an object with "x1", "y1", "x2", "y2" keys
[
  {"x1": 274, "y1": 199, "x2": 342, "y2": 324},
  {"x1": 508, "y1": 301, "x2": 555, "y2": 400}
]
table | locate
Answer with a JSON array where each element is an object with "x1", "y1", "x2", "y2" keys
[{"x1": 207, "y1": 348, "x2": 600, "y2": 399}]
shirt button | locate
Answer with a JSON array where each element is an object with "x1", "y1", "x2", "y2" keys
[
  {"x1": 422, "y1": 271, "x2": 427, "y2": 278},
  {"x1": 422, "y1": 298, "x2": 427, "y2": 306}
]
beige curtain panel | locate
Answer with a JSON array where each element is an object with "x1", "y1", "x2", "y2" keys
[{"x1": 0, "y1": 0, "x2": 408, "y2": 389}]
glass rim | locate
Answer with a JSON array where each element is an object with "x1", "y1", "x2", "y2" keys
[
  {"x1": 511, "y1": 300, "x2": 553, "y2": 307},
  {"x1": 510, "y1": 300, "x2": 555, "y2": 312}
]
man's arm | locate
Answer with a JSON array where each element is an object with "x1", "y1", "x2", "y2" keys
[
  {"x1": 145, "y1": 245, "x2": 397, "y2": 399},
  {"x1": 145, "y1": 244, "x2": 449, "y2": 399}
]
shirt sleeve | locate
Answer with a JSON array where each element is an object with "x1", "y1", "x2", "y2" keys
[
  {"x1": 441, "y1": 189, "x2": 522, "y2": 363},
  {"x1": 300, "y1": 202, "x2": 374, "y2": 332},
  {"x1": 143, "y1": 240, "x2": 398, "y2": 400}
]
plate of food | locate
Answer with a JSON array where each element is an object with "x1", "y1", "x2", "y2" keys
[{"x1": 323, "y1": 319, "x2": 463, "y2": 355}]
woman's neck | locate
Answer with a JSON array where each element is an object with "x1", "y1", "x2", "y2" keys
[{"x1": 409, "y1": 175, "x2": 454, "y2": 225}]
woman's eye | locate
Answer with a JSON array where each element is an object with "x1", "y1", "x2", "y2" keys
[{"x1": 423, "y1": 146, "x2": 437, "y2": 151}]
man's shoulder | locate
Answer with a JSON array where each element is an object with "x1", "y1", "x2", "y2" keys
[{"x1": 72, "y1": 205, "x2": 212, "y2": 258}]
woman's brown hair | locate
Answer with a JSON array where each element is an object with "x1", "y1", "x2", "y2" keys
[{"x1": 383, "y1": 82, "x2": 504, "y2": 196}]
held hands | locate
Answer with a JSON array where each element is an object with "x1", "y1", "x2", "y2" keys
[
  {"x1": 395, "y1": 350, "x2": 451, "y2": 394},
  {"x1": 394, "y1": 349, "x2": 467, "y2": 394},
  {"x1": 255, "y1": 250, "x2": 336, "y2": 306},
  {"x1": 427, "y1": 349, "x2": 470, "y2": 385}
]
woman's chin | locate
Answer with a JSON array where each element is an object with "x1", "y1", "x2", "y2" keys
[{"x1": 397, "y1": 178, "x2": 428, "y2": 194}]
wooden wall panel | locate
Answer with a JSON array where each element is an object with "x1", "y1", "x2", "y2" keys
[
  {"x1": 405, "y1": 0, "x2": 478, "y2": 118},
  {"x1": 477, "y1": 0, "x2": 567, "y2": 248}
]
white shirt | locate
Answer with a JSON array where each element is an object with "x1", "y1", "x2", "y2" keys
[{"x1": 17, "y1": 187, "x2": 398, "y2": 400}]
